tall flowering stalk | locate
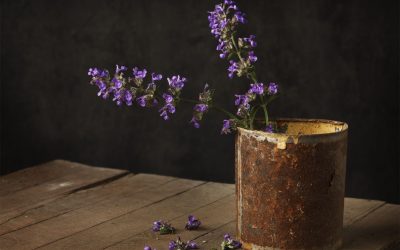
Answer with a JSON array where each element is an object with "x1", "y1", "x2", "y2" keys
[
  {"x1": 208, "y1": 0, "x2": 279, "y2": 131},
  {"x1": 88, "y1": 0, "x2": 279, "y2": 134}
]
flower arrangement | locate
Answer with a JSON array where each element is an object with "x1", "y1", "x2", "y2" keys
[{"x1": 88, "y1": 0, "x2": 279, "y2": 134}]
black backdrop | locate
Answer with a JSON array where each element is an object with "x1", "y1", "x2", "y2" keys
[{"x1": 1, "y1": 0, "x2": 399, "y2": 203}]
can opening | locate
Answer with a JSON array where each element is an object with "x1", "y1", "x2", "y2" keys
[{"x1": 275, "y1": 119, "x2": 348, "y2": 136}]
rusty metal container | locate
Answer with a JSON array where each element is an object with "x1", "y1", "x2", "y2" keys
[{"x1": 235, "y1": 118, "x2": 348, "y2": 250}]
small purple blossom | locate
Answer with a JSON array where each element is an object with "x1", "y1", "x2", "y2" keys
[
  {"x1": 185, "y1": 215, "x2": 201, "y2": 230},
  {"x1": 169, "y1": 241, "x2": 177, "y2": 250},
  {"x1": 194, "y1": 104, "x2": 208, "y2": 113},
  {"x1": 234, "y1": 95, "x2": 250, "y2": 107},
  {"x1": 190, "y1": 117, "x2": 200, "y2": 128},
  {"x1": 248, "y1": 83, "x2": 264, "y2": 95},
  {"x1": 144, "y1": 246, "x2": 155, "y2": 250},
  {"x1": 88, "y1": 68, "x2": 109, "y2": 78},
  {"x1": 268, "y1": 82, "x2": 278, "y2": 95},
  {"x1": 137, "y1": 95, "x2": 147, "y2": 107},
  {"x1": 111, "y1": 77, "x2": 123, "y2": 89},
  {"x1": 116, "y1": 64, "x2": 128, "y2": 73},
  {"x1": 152, "y1": 220, "x2": 175, "y2": 235},
  {"x1": 234, "y1": 11, "x2": 246, "y2": 23},
  {"x1": 243, "y1": 35, "x2": 257, "y2": 47},
  {"x1": 133, "y1": 67, "x2": 147, "y2": 79},
  {"x1": 168, "y1": 75, "x2": 187, "y2": 91},
  {"x1": 221, "y1": 119, "x2": 235, "y2": 134},
  {"x1": 265, "y1": 124, "x2": 274, "y2": 133},
  {"x1": 221, "y1": 234, "x2": 242, "y2": 249},
  {"x1": 159, "y1": 94, "x2": 176, "y2": 120},
  {"x1": 228, "y1": 60, "x2": 240, "y2": 78},
  {"x1": 163, "y1": 93, "x2": 174, "y2": 103},
  {"x1": 152, "y1": 73, "x2": 163, "y2": 81},
  {"x1": 169, "y1": 237, "x2": 198, "y2": 250},
  {"x1": 248, "y1": 51, "x2": 257, "y2": 63}
]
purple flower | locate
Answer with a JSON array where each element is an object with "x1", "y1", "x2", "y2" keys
[
  {"x1": 194, "y1": 104, "x2": 208, "y2": 113},
  {"x1": 190, "y1": 117, "x2": 200, "y2": 128},
  {"x1": 249, "y1": 83, "x2": 264, "y2": 95},
  {"x1": 248, "y1": 51, "x2": 257, "y2": 63},
  {"x1": 234, "y1": 95, "x2": 250, "y2": 107},
  {"x1": 88, "y1": 68, "x2": 108, "y2": 78},
  {"x1": 159, "y1": 94, "x2": 176, "y2": 120},
  {"x1": 144, "y1": 246, "x2": 154, "y2": 250},
  {"x1": 221, "y1": 234, "x2": 242, "y2": 249},
  {"x1": 243, "y1": 35, "x2": 257, "y2": 47},
  {"x1": 137, "y1": 95, "x2": 147, "y2": 107},
  {"x1": 152, "y1": 73, "x2": 163, "y2": 81},
  {"x1": 268, "y1": 82, "x2": 278, "y2": 95},
  {"x1": 186, "y1": 241, "x2": 198, "y2": 249},
  {"x1": 234, "y1": 11, "x2": 246, "y2": 23},
  {"x1": 167, "y1": 75, "x2": 187, "y2": 91},
  {"x1": 169, "y1": 237, "x2": 198, "y2": 250},
  {"x1": 228, "y1": 60, "x2": 239, "y2": 78},
  {"x1": 124, "y1": 90, "x2": 133, "y2": 106},
  {"x1": 111, "y1": 77, "x2": 123, "y2": 89},
  {"x1": 221, "y1": 119, "x2": 234, "y2": 134},
  {"x1": 185, "y1": 215, "x2": 201, "y2": 230},
  {"x1": 133, "y1": 67, "x2": 147, "y2": 79},
  {"x1": 168, "y1": 241, "x2": 177, "y2": 250},
  {"x1": 152, "y1": 220, "x2": 175, "y2": 234},
  {"x1": 163, "y1": 93, "x2": 174, "y2": 103},
  {"x1": 116, "y1": 64, "x2": 127, "y2": 73},
  {"x1": 265, "y1": 124, "x2": 274, "y2": 133},
  {"x1": 88, "y1": 68, "x2": 99, "y2": 77}
]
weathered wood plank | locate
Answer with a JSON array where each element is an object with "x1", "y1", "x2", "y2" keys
[
  {"x1": 37, "y1": 182, "x2": 234, "y2": 250},
  {"x1": 195, "y1": 198, "x2": 391, "y2": 249},
  {"x1": 106, "y1": 194, "x2": 235, "y2": 250},
  {"x1": 0, "y1": 160, "x2": 128, "y2": 224},
  {"x1": 343, "y1": 197, "x2": 386, "y2": 225},
  {"x1": 0, "y1": 177, "x2": 205, "y2": 250},
  {"x1": 0, "y1": 174, "x2": 175, "y2": 236},
  {"x1": 342, "y1": 203, "x2": 400, "y2": 250},
  {"x1": 0, "y1": 160, "x2": 93, "y2": 196}
]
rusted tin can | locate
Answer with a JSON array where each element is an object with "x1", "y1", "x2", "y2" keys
[{"x1": 235, "y1": 118, "x2": 348, "y2": 250}]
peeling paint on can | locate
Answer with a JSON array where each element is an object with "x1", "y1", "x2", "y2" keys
[{"x1": 235, "y1": 118, "x2": 348, "y2": 250}]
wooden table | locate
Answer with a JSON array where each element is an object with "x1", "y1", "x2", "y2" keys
[{"x1": 0, "y1": 160, "x2": 398, "y2": 250}]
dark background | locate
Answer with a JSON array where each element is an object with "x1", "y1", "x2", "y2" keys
[{"x1": 1, "y1": 0, "x2": 399, "y2": 203}]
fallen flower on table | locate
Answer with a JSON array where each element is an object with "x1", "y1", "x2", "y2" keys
[
  {"x1": 185, "y1": 215, "x2": 201, "y2": 230},
  {"x1": 221, "y1": 233, "x2": 242, "y2": 249},
  {"x1": 169, "y1": 236, "x2": 199, "y2": 250},
  {"x1": 152, "y1": 220, "x2": 175, "y2": 234}
]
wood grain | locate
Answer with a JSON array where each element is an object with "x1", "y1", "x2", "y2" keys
[
  {"x1": 0, "y1": 160, "x2": 128, "y2": 224},
  {"x1": 0, "y1": 161, "x2": 399, "y2": 250}
]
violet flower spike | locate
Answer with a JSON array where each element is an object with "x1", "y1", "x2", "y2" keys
[{"x1": 185, "y1": 215, "x2": 201, "y2": 230}]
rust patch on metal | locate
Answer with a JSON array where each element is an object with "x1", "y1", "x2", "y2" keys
[{"x1": 236, "y1": 119, "x2": 348, "y2": 250}]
